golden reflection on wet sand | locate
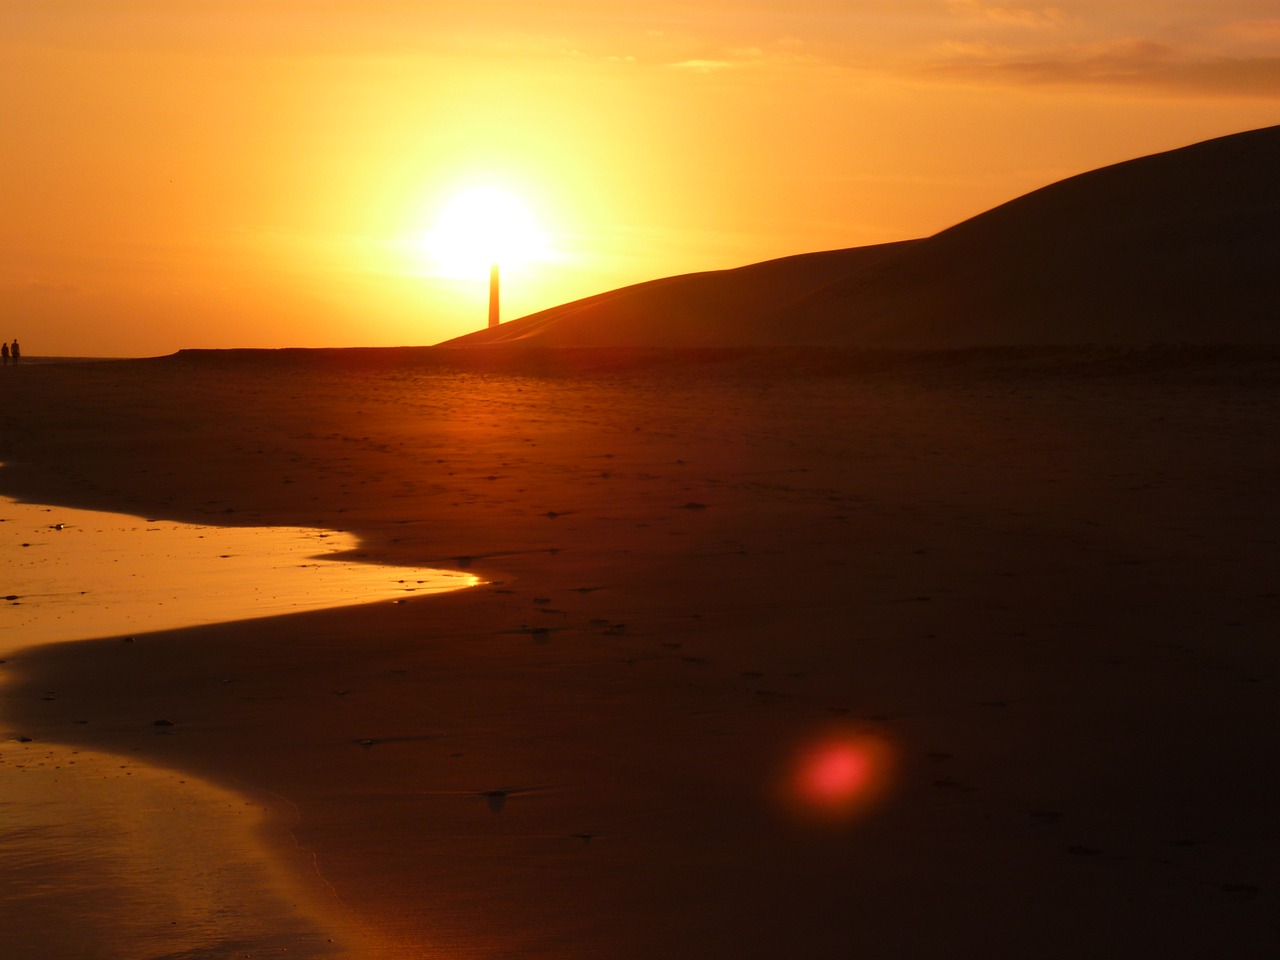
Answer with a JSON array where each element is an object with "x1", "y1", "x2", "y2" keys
[
  {"x1": 0, "y1": 745, "x2": 350, "y2": 959},
  {"x1": 0, "y1": 496, "x2": 477, "y2": 959},
  {"x1": 1, "y1": 497, "x2": 478, "y2": 649}
]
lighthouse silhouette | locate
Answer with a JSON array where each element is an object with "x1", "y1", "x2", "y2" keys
[{"x1": 488, "y1": 262, "x2": 499, "y2": 328}]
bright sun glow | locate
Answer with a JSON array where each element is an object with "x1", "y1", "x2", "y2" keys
[{"x1": 423, "y1": 186, "x2": 550, "y2": 279}]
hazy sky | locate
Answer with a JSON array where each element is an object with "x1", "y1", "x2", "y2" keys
[{"x1": 3, "y1": 1, "x2": 1278, "y2": 355}]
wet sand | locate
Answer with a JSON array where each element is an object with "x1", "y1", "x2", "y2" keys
[
  {"x1": 0, "y1": 496, "x2": 476, "y2": 648},
  {"x1": 0, "y1": 743, "x2": 353, "y2": 959},
  {"x1": 2, "y1": 348, "x2": 1279, "y2": 958},
  {"x1": 0, "y1": 495, "x2": 477, "y2": 958}
]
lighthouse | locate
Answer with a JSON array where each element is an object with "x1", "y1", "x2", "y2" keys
[{"x1": 488, "y1": 262, "x2": 500, "y2": 328}]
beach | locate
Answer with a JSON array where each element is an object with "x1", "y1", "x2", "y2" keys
[{"x1": 2, "y1": 348, "x2": 1279, "y2": 958}]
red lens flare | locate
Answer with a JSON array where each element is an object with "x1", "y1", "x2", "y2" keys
[
  {"x1": 783, "y1": 731, "x2": 895, "y2": 823},
  {"x1": 803, "y1": 742, "x2": 870, "y2": 801}
]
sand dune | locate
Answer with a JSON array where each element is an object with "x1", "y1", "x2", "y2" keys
[
  {"x1": 443, "y1": 242, "x2": 916, "y2": 348},
  {"x1": 445, "y1": 125, "x2": 1280, "y2": 348}
]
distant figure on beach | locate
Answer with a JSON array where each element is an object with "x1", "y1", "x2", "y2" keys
[
  {"x1": 1, "y1": 342, "x2": 7, "y2": 365},
  {"x1": 9, "y1": 339, "x2": 18, "y2": 364}
]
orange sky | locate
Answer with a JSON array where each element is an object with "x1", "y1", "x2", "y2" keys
[{"x1": 3, "y1": 1, "x2": 1278, "y2": 356}]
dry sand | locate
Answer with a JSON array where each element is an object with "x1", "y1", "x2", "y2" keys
[{"x1": 2, "y1": 347, "x2": 1279, "y2": 958}]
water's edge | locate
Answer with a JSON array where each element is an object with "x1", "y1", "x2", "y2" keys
[{"x1": 1, "y1": 496, "x2": 478, "y2": 959}]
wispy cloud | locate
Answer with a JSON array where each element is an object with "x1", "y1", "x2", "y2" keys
[
  {"x1": 667, "y1": 39, "x2": 816, "y2": 73},
  {"x1": 908, "y1": 3, "x2": 1280, "y2": 97},
  {"x1": 917, "y1": 35, "x2": 1280, "y2": 96},
  {"x1": 671, "y1": 58, "x2": 735, "y2": 73},
  {"x1": 1212, "y1": 17, "x2": 1280, "y2": 46},
  {"x1": 946, "y1": 1, "x2": 1068, "y2": 29}
]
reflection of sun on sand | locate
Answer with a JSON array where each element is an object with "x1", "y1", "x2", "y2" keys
[
  {"x1": 0, "y1": 497, "x2": 475, "y2": 959},
  {"x1": 5, "y1": 353, "x2": 1279, "y2": 958},
  {"x1": 0, "y1": 497, "x2": 478, "y2": 650},
  {"x1": 0, "y1": 745, "x2": 360, "y2": 960}
]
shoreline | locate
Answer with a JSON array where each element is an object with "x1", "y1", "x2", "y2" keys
[
  {"x1": 0, "y1": 490, "x2": 484, "y2": 959},
  {"x1": 3, "y1": 356, "x2": 1279, "y2": 957},
  {"x1": 19, "y1": 341, "x2": 1280, "y2": 378},
  {"x1": 0, "y1": 494, "x2": 478, "y2": 650},
  {"x1": 0, "y1": 739, "x2": 363, "y2": 959}
]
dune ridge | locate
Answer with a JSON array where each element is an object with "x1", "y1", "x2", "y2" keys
[{"x1": 444, "y1": 125, "x2": 1280, "y2": 348}]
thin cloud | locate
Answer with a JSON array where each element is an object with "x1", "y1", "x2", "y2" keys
[
  {"x1": 1212, "y1": 17, "x2": 1280, "y2": 45},
  {"x1": 946, "y1": 1, "x2": 1068, "y2": 29},
  {"x1": 666, "y1": 38, "x2": 819, "y2": 72},
  {"x1": 671, "y1": 58, "x2": 735, "y2": 72},
  {"x1": 917, "y1": 34, "x2": 1280, "y2": 96}
]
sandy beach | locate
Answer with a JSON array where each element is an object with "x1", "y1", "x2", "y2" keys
[{"x1": 2, "y1": 348, "x2": 1279, "y2": 958}]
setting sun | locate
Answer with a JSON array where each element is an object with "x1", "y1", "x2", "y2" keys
[
  {"x1": 5, "y1": 2, "x2": 1277, "y2": 356},
  {"x1": 423, "y1": 186, "x2": 551, "y2": 280}
]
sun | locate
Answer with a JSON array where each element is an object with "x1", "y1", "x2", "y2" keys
[{"x1": 423, "y1": 186, "x2": 550, "y2": 279}]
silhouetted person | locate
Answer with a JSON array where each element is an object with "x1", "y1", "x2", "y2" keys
[
  {"x1": 1, "y1": 342, "x2": 7, "y2": 365},
  {"x1": 9, "y1": 340, "x2": 18, "y2": 364}
]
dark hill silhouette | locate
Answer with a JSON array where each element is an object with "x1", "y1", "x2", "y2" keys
[
  {"x1": 442, "y1": 125, "x2": 1280, "y2": 348},
  {"x1": 444, "y1": 242, "x2": 917, "y2": 347}
]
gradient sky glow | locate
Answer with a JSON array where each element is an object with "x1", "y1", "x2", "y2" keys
[{"x1": 3, "y1": 1, "x2": 1278, "y2": 355}]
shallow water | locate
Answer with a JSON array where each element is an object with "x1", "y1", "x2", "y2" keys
[
  {"x1": 0, "y1": 497, "x2": 477, "y2": 959},
  {"x1": 0, "y1": 744, "x2": 350, "y2": 960},
  {"x1": 0, "y1": 497, "x2": 477, "y2": 651}
]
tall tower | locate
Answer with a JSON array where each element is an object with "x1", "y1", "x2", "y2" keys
[{"x1": 488, "y1": 262, "x2": 500, "y2": 328}]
